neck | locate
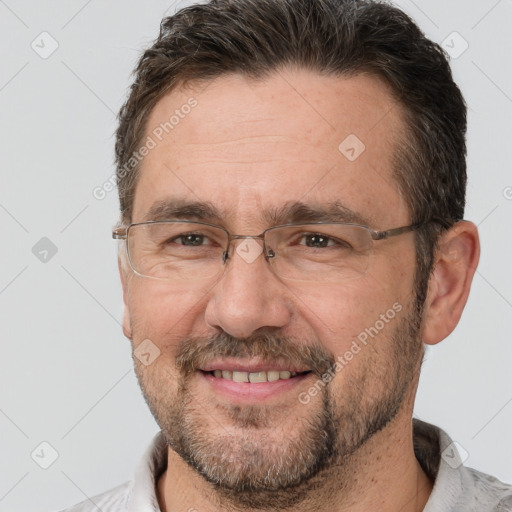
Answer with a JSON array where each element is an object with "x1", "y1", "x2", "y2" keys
[{"x1": 156, "y1": 412, "x2": 434, "y2": 512}]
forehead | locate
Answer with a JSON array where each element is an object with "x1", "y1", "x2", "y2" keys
[{"x1": 133, "y1": 68, "x2": 410, "y2": 229}]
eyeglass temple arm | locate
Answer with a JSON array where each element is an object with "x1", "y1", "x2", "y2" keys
[
  {"x1": 371, "y1": 217, "x2": 454, "y2": 241},
  {"x1": 112, "y1": 228, "x2": 127, "y2": 240},
  {"x1": 370, "y1": 222, "x2": 424, "y2": 241}
]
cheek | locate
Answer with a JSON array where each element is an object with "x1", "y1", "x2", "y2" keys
[
  {"x1": 126, "y1": 279, "x2": 211, "y2": 344},
  {"x1": 290, "y1": 270, "x2": 409, "y2": 353}
]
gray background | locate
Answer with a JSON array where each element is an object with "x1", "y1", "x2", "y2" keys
[{"x1": 0, "y1": 1, "x2": 511, "y2": 511}]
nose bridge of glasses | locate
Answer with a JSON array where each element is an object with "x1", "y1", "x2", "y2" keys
[
  {"x1": 229, "y1": 234, "x2": 265, "y2": 241},
  {"x1": 224, "y1": 234, "x2": 270, "y2": 265}
]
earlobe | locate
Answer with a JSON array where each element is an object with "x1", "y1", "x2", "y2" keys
[
  {"x1": 118, "y1": 256, "x2": 133, "y2": 340},
  {"x1": 422, "y1": 221, "x2": 480, "y2": 345}
]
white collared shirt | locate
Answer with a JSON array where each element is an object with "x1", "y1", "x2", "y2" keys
[{"x1": 59, "y1": 419, "x2": 512, "y2": 512}]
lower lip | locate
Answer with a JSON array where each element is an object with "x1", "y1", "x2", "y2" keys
[{"x1": 199, "y1": 371, "x2": 312, "y2": 402}]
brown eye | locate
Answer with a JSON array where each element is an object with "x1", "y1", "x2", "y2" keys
[
  {"x1": 175, "y1": 233, "x2": 207, "y2": 246},
  {"x1": 304, "y1": 234, "x2": 330, "y2": 248},
  {"x1": 300, "y1": 233, "x2": 352, "y2": 249}
]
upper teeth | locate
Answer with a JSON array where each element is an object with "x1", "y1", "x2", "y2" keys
[{"x1": 212, "y1": 370, "x2": 298, "y2": 382}]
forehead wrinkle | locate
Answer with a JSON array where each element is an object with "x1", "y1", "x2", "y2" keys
[{"x1": 178, "y1": 133, "x2": 306, "y2": 146}]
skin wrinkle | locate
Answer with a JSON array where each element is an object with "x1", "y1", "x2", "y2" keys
[{"x1": 179, "y1": 134, "x2": 304, "y2": 145}]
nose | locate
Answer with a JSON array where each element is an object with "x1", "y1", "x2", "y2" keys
[{"x1": 204, "y1": 238, "x2": 293, "y2": 339}]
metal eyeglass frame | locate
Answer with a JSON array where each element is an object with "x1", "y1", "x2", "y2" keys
[{"x1": 112, "y1": 220, "x2": 426, "y2": 278}]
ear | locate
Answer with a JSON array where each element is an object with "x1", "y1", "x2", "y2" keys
[
  {"x1": 422, "y1": 221, "x2": 480, "y2": 345},
  {"x1": 118, "y1": 256, "x2": 133, "y2": 341}
]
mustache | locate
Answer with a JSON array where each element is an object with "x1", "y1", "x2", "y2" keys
[{"x1": 175, "y1": 331, "x2": 336, "y2": 378}]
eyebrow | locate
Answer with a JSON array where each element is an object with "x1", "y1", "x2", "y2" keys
[
  {"x1": 144, "y1": 199, "x2": 225, "y2": 223},
  {"x1": 144, "y1": 198, "x2": 374, "y2": 228},
  {"x1": 265, "y1": 201, "x2": 373, "y2": 227}
]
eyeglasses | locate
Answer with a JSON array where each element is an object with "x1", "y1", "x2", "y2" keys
[{"x1": 112, "y1": 220, "x2": 423, "y2": 283}]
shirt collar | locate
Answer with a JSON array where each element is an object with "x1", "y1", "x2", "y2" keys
[
  {"x1": 125, "y1": 419, "x2": 464, "y2": 511},
  {"x1": 127, "y1": 431, "x2": 168, "y2": 512}
]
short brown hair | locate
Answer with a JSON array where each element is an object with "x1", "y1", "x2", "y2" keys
[{"x1": 115, "y1": 0, "x2": 467, "y2": 305}]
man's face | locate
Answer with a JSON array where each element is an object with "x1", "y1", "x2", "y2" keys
[{"x1": 120, "y1": 69, "x2": 424, "y2": 504}]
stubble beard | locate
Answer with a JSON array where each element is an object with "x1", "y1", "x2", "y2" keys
[{"x1": 134, "y1": 303, "x2": 424, "y2": 510}]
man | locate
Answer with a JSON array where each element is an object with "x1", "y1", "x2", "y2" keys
[{"x1": 63, "y1": 0, "x2": 511, "y2": 510}]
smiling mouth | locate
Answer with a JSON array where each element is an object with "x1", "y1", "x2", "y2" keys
[{"x1": 201, "y1": 369, "x2": 312, "y2": 383}]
